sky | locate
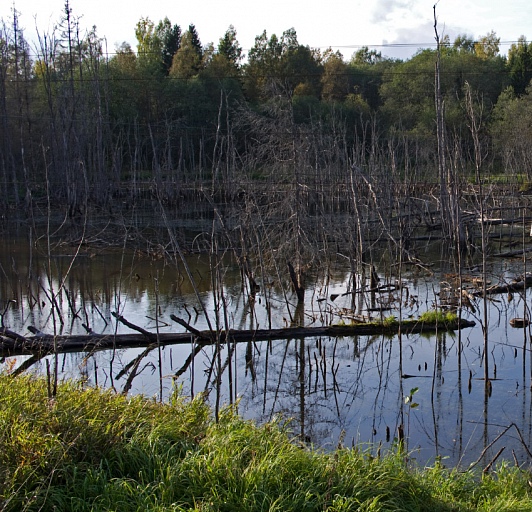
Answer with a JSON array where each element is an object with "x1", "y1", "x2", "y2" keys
[{"x1": 3, "y1": 0, "x2": 532, "y2": 61}]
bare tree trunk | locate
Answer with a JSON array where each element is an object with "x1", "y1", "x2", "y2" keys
[{"x1": 434, "y1": 5, "x2": 466, "y2": 251}]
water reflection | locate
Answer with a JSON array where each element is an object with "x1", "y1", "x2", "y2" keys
[{"x1": 1, "y1": 234, "x2": 532, "y2": 469}]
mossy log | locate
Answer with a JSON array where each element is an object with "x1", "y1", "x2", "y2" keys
[{"x1": 0, "y1": 317, "x2": 475, "y2": 357}]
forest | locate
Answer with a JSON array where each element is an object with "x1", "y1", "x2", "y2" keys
[{"x1": 1, "y1": 2, "x2": 532, "y2": 260}]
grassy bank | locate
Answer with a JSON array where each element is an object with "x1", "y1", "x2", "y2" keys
[{"x1": 0, "y1": 375, "x2": 531, "y2": 511}]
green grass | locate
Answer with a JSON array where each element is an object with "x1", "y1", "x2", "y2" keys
[
  {"x1": 418, "y1": 310, "x2": 458, "y2": 324},
  {"x1": 0, "y1": 374, "x2": 531, "y2": 511},
  {"x1": 382, "y1": 315, "x2": 398, "y2": 327}
]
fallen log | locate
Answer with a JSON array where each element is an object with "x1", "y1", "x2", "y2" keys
[
  {"x1": 474, "y1": 275, "x2": 532, "y2": 296},
  {"x1": 492, "y1": 246, "x2": 532, "y2": 258},
  {"x1": 0, "y1": 317, "x2": 476, "y2": 357}
]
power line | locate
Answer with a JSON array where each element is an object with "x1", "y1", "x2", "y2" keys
[{"x1": 2, "y1": 67, "x2": 515, "y2": 86}]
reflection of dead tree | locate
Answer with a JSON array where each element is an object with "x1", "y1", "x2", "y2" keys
[
  {"x1": 467, "y1": 422, "x2": 532, "y2": 472},
  {"x1": 10, "y1": 354, "x2": 44, "y2": 377},
  {"x1": 116, "y1": 345, "x2": 157, "y2": 395}
]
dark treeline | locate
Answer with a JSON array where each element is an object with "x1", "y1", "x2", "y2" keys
[{"x1": 2, "y1": 3, "x2": 532, "y2": 247}]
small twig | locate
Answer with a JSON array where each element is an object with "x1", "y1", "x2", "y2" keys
[
  {"x1": 468, "y1": 425, "x2": 511, "y2": 470},
  {"x1": 28, "y1": 326, "x2": 47, "y2": 337},
  {"x1": 82, "y1": 323, "x2": 94, "y2": 334}
]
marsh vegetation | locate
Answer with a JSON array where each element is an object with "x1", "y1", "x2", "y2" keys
[
  {"x1": 2, "y1": 375, "x2": 532, "y2": 511},
  {"x1": 2, "y1": 2, "x2": 532, "y2": 477}
]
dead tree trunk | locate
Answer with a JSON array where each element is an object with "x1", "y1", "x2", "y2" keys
[{"x1": 434, "y1": 5, "x2": 466, "y2": 251}]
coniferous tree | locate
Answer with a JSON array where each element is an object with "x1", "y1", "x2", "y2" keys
[
  {"x1": 158, "y1": 18, "x2": 181, "y2": 75},
  {"x1": 507, "y1": 36, "x2": 532, "y2": 96},
  {"x1": 218, "y1": 25, "x2": 242, "y2": 69},
  {"x1": 188, "y1": 24, "x2": 203, "y2": 61}
]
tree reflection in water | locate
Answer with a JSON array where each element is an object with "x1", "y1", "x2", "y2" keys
[{"x1": 1, "y1": 239, "x2": 532, "y2": 469}]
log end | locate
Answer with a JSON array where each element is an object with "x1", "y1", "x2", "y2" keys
[{"x1": 510, "y1": 318, "x2": 530, "y2": 328}]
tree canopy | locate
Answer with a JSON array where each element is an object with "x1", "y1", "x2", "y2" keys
[{"x1": 0, "y1": 6, "x2": 531, "y2": 213}]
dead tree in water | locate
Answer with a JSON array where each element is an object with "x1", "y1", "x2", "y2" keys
[
  {"x1": 434, "y1": 6, "x2": 466, "y2": 251},
  {"x1": 234, "y1": 90, "x2": 312, "y2": 304}
]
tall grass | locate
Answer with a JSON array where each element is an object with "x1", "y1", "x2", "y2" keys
[{"x1": 0, "y1": 374, "x2": 531, "y2": 511}]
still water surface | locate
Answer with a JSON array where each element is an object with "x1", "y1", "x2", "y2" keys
[{"x1": 1, "y1": 232, "x2": 532, "y2": 469}]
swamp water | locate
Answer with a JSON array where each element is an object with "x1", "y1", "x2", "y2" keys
[{"x1": 2, "y1": 232, "x2": 532, "y2": 470}]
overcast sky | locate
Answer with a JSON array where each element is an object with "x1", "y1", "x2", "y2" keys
[{"x1": 3, "y1": 0, "x2": 532, "y2": 60}]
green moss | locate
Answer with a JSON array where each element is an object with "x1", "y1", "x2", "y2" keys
[{"x1": 418, "y1": 309, "x2": 458, "y2": 324}]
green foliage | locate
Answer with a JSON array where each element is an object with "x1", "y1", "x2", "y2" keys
[
  {"x1": 490, "y1": 85, "x2": 532, "y2": 178},
  {"x1": 474, "y1": 31, "x2": 500, "y2": 59},
  {"x1": 519, "y1": 181, "x2": 532, "y2": 193},
  {"x1": 0, "y1": 7, "x2": 527, "y2": 208},
  {"x1": 218, "y1": 25, "x2": 243, "y2": 69},
  {"x1": 187, "y1": 24, "x2": 203, "y2": 60},
  {"x1": 404, "y1": 387, "x2": 419, "y2": 409},
  {"x1": 321, "y1": 49, "x2": 349, "y2": 101},
  {"x1": 135, "y1": 17, "x2": 164, "y2": 74},
  {"x1": 380, "y1": 46, "x2": 506, "y2": 145},
  {"x1": 159, "y1": 18, "x2": 181, "y2": 75},
  {"x1": 507, "y1": 36, "x2": 532, "y2": 96},
  {"x1": 170, "y1": 28, "x2": 203, "y2": 79},
  {"x1": 453, "y1": 34, "x2": 475, "y2": 53},
  {"x1": 1, "y1": 375, "x2": 532, "y2": 511},
  {"x1": 418, "y1": 310, "x2": 458, "y2": 324},
  {"x1": 243, "y1": 28, "x2": 322, "y2": 103},
  {"x1": 0, "y1": 375, "x2": 209, "y2": 510},
  {"x1": 382, "y1": 315, "x2": 398, "y2": 327}
]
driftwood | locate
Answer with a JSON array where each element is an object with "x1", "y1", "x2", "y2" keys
[
  {"x1": 492, "y1": 246, "x2": 532, "y2": 258},
  {"x1": 0, "y1": 316, "x2": 475, "y2": 357},
  {"x1": 474, "y1": 275, "x2": 532, "y2": 296}
]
